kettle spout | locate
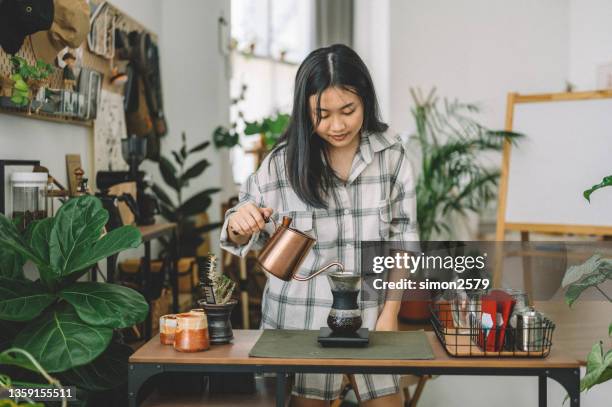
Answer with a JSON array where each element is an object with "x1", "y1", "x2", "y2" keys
[{"x1": 293, "y1": 262, "x2": 345, "y2": 281}]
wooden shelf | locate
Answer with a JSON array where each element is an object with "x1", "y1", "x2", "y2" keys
[{"x1": 0, "y1": 106, "x2": 93, "y2": 127}]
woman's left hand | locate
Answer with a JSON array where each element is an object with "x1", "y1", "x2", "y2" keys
[{"x1": 375, "y1": 311, "x2": 399, "y2": 331}]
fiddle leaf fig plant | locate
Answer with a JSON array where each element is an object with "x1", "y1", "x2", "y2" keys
[
  {"x1": 0, "y1": 195, "x2": 146, "y2": 392},
  {"x1": 562, "y1": 175, "x2": 612, "y2": 394}
]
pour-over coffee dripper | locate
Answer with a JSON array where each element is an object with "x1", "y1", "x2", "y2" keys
[{"x1": 318, "y1": 271, "x2": 370, "y2": 347}]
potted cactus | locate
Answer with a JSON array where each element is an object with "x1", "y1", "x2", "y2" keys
[{"x1": 197, "y1": 254, "x2": 237, "y2": 344}]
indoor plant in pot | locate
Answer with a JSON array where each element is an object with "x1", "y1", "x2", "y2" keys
[
  {"x1": 1, "y1": 347, "x2": 65, "y2": 407},
  {"x1": 197, "y1": 254, "x2": 237, "y2": 344},
  {"x1": 400, "y1": 88, "x2": 523, "y2": 321},
  {"x1": 0, "y1": 195, "x2": 147, "y2": 405},
  {"x1": 9, "y1": 56, "x2": 54, "y2": 112},
  {"x1": 153, "y1": 131, "x2": 222, "y2": 258},
  {"x1": 145, "y1": 131, "x2": 222, "y2": 305},
  {"x1": 559, "y1": 173, "x2": 612, "y2": 395}
]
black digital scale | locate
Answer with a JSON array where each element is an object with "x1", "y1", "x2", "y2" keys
[{"x1": 317, "y1": 327, "x2": 370, "y2": 348}]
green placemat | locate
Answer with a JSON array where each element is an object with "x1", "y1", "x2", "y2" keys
[{"x1": 249, "y1": 330, "x2": 434, "y2": 360}]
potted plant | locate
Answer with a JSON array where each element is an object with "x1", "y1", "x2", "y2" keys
[
  {"x1": 197, "y1": 254, "x2": 237, "y2": 344},
  {"x1": 152, "y1": 131, "x2": 223, "y2": 259},
  {"x1": 0, "y1": 195, "x2": 147, "y2": 404},
  {"x1": 400, "y1": 88, "x2": 523, "y2": 321},
  {"x1": 9, "y1": 57, "x2": 54, "y2": 113},
  {"x1": 213, "y1": 83, "x2": 290, "y2": 160},
  {"x1": 1, "y1": 347, "x2": 65, "y2": 407},
  {"x1": 560, "y1": 173, "x2": 612, "y2": 395}
]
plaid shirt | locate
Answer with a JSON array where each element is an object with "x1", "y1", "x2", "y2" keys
[{"x1": 220, "y1": 131, "x2": 419, "y2": 330}]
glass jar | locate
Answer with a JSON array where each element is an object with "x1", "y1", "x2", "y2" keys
[
  {"x1": 503, "y1": 288, "x2": 530, "y2": 328},
  {"x1": 10, "y1": 172, "x2": 48, "y2": 229},
  {"x1": 159, "y1": 314, "x2": 177, "y2": 345}
]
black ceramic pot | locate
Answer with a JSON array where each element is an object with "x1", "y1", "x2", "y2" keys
[{"x1": 198, "y1": 299, "x2": 237, "y2": 344}]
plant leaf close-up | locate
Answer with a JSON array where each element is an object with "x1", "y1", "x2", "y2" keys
[
  {"x1": 59, "y1": 282, "x2": 148, "y2": 329},
  {"x1": 0, "y1": 278, "x2": 55, "y2": 322},
  {"x1": 13, "y1": 305, "x2": 113, "y2": 373}
]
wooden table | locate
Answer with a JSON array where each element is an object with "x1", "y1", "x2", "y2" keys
[
  {"x1": 128, "y1": 330, "x2": 581, "y2": 407},
  {"x1": 534, "y1": 300, "x2": 612, "y2": 363}
]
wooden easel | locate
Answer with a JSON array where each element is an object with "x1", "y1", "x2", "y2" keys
[{"x1": 494, "y1": 90, "x2": 612, "y2": 289}]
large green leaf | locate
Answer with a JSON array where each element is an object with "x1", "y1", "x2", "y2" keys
[
  {"x1": 565, "y1": 269, "x2": 612, "y2": 306},
  {"x1": 151, "y1": 183, "x2": 175, "y2": 209},
  {"x1": 0, "y1": 348, "x2": 38, "y2": 371},
  {"x1": 48, "y1": 196, "x2": 108, "y2": 279},
  {"x1": 0, "y1": 244, "x2": 25, "y2": 280},
  {"x1": 59, "y1": 282, "x2": 148, "y2": 328},
  {"x1": 562, "y1": 255, "x2": 605, "y2": 287},
  {"x1": 0, "y1": 278, "x2": 55, "y2": 321},
  {"x1": 171, "y1": 150, "x2": 183, "y2": 166},
  {"x1": 14, "y1": 305, "x2": 112, "y2": 373},
  {"x1": 189, "y1": 140, "x2": 210, "y2": 154},
  {"x1": 58, "y1": 342, "x2": 132, "y2": 391},
  {"x1": 581, "y1": 341, "x2": 612, "y2": 392},
  {"x1": 159, "y1": 157, "x2": 181, "y2": 192},
  {"x1": 584, "y1": 175, "x2": 612, "y2": 202},
  {"x1": 66, "y1": 226, "x2": 142, "y2": 276},
  {"x1": 0, "y1": 215, "x2": 44, "y2": 268},
  {"x1": 179, "y1": 188, "x2": 221, "y2": 217},
  {"x1": 160, "y1": 203, "x2": 178, "y2": 222},
  {"x1": 28, "y1": 217, "x2": 54, "y2": 263},
  {"x1": 0, "y1": 321, "x2": 24, "y2": 351},
  {"x1": 181, "y1": 159, "x2": 210, "y2": 182},
  {"x1": 562, "y1": 255, "x2": 612, "y2": 306}
]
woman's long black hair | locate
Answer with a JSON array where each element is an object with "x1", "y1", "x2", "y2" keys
[{"x1": 270, "y1": 43, "x2": 388, "y2": 209}]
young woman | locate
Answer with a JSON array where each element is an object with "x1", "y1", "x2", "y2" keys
[{"x1": 220, "y1": 44, "x2": 418, "y2": 407}]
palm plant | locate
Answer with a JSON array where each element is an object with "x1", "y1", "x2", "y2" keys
[{"x1": 410, "y1": 88, "x2": 523, "y2": 240}]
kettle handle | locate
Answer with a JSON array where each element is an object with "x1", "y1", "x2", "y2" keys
[{"x1": 229, "y1": 210, "x2": 279, "y2": 236}]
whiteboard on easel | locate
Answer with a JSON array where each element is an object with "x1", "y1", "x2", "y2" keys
[{"x1": 502, "y1": 93, "x2": 612, "y2": 233}]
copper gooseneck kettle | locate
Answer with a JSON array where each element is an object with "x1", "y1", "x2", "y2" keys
[{"x1": 256, "y1": 216, "x2": 344, "y2": 281}]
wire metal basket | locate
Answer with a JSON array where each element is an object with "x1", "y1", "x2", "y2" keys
[{"x1": 430, "y1": 298, "x2": 555, "y2": 358}]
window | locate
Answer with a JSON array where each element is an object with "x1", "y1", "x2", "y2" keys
[{"x1": 229, "y1": 0, "x2": 315, "y2": 184}]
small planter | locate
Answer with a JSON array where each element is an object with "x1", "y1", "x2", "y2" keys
[
  {"x1": 198, "y1": 299, "x2": 237, "y2": 344},
  {"x1": 398, "y1": 288, "x2": 432, "y2": 323}
]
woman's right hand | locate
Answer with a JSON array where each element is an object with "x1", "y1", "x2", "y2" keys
[{"x1": 227, "y1": 203, "x2": 273, "y2": 243}]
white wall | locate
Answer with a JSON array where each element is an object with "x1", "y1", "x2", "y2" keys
[
  {"x1": 388, "y1": 0, "x2": 569, "y2": 133},
  {"x1": 354, "y1": 0, "x2": 391, "y2": 122},
  {"x1": 157, "y1": 0, "x2": 232, "y2": 257},
  {"x1": 568, "y1": 0, "x2": 612, "y2": 89}
]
